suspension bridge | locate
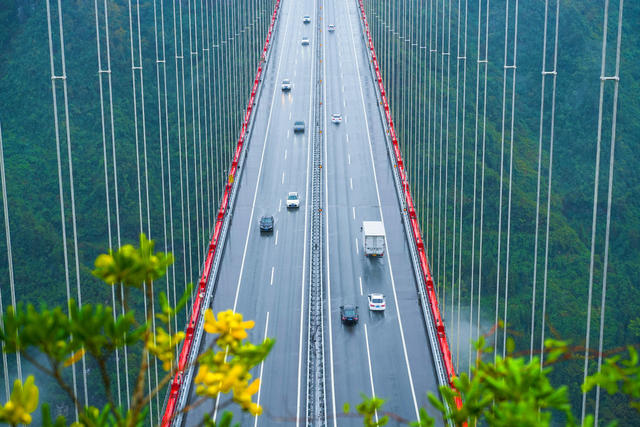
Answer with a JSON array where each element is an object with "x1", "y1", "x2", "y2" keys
[{"x1": 0, "y1": 0, "x2": 629, "y2": 426}]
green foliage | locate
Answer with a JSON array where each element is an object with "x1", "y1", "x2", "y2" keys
[
  {"x1": 583, "y1": 346, "x2": 640, "y2": 413},
  {"x1": 202, "y1": 411, "x2": 239, "y2": 427},
  {"x1": 0, "y1": 235, "x2": 272, "y2": 426},
  {"x1": 92, "y1": 234, "x2": 173, "y2": 289},
  {"x1": 354, "y1": 394, "x2": 388, "y2": 427},
  {"x1": 429, "y1": 338, "x2": 575, "y2": 426}
]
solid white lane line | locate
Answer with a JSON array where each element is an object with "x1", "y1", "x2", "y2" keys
[
  {"x1": 346, "y1": 1, "x2": 419, "y2": 418},
  {"x1": 282, "y1": 171, "x2": 285, "y2": 184},
  {"x1": 231, "y1": 0, "x2": 293, "y2": 313},
  {"x1": 355, "y1": 237, "x2": 359, "y2": 254},
  {"x1": 270, "y1": 267, "x2": 275, "y2": 286},
  {"x1": 275, "y1": 230, "x2": 279, "y2": 246},
  {"x1": 296, "y1": 1, "x2": 319, "y2": 423},
  {"x1": 253, "y1": 311, "x2": 270, "y2": 427},
  {"x1": 285, "y1": 149, "x2": 288, "y2": 160},
  {"x1": 359, "y1": 276, "x2": 363, "y2": 296},
  {"x1": 279, "y1": 199, "x2": 282, "y2": 212},
  {"x1": 352, "y1": 206, "x2": 356, "y2": 220},
  {"x1": 364, "y1": 324, "x2": 380, "y2": 423},
  {"x1": 348, "y1": 153, "x2": 351, "y2": 164},
  {"x1": 350, "y1": 177, "x2": 353, "y2": 190}
]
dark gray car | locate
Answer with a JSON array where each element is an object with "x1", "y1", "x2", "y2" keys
[{"x1": 293, "y1": 121, "x2": 305, "y2": 133}]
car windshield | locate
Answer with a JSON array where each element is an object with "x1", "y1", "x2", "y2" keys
[
  {"x1": 288, "y1": 195, "x2": 297, "y2": 200},
  {"x1": 262, "y1": 217, "x2": 272, "y2": 223},
  {"x1": 372, "y1": 298, "x2": 384, "y2": 304},
  {"x1": 283, "y1": 79, "x2": 290, "y2": 84},
  {"x1": 344, "y1": 308, "x2": 356, "y2": 316}
]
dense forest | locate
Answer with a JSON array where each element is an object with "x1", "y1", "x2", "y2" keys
[
  {"x1": 0, "y1": 0, "x2": 638, "y2": 424},
  {"x1": 0, "y1": 0, "x2": 276, "y2": 422},
  {"x1": 365, "y1": 0, "x2": 638, "y2": 423}
]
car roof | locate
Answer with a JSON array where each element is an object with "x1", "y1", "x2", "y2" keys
[
  {"x1": 294, "y1": 120, "x2": 304, "y2": 125},
  {"x1": 332, "y1": 113, "x2": 341, "y2": 116},
  {"x1": 261, "y1": 215, "x2": 273, "y2": 220},
  {"x1": 288, "y1": 191, "x2": 298, "y2": 196},
  {"x1": 369, "y1": 293, "x2": 384, "y2": 299},
  {"x1": 282, "y1": 78, "x2": 290, "y2": 82},
  {"x1": 342, "y1": 304, "x2": 357, "y2": 310}
]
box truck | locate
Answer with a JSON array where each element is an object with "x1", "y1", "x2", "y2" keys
[{"x1": 362, "y1": 221, "x2": 385, "y2": 256}]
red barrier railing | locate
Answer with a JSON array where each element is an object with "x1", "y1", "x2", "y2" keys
[
  {"x1": 356, "y1": 0, "x2": 463, "y2": 411},
  {"x1": 161, "y1": 0, "x2": 281, "y2": 424}
]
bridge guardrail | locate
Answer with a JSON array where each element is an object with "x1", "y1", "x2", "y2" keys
[
  {"x1": 161, "y1": 1, "x2": 282, "y2": 424},
  {"x1": 353, "y1": 0, "x2": 463, "y2": 416}
]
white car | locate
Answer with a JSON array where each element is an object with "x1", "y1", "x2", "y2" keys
[
  {"x1": 281, "y1": 79, "x2": 292, "y2": 91},
  {"x1": 331, "y1": 113, "x2": 342, "y2": 124},
  {"x1": 286, "y1": 191, "x2": 300, "y2": 209},
  {"x1": 368, "y1": 293, "x2": 386, "y2": 311},
  {"x1": 303, "y1": 15, "x2": 311, "y2": 23},
  {"x1": 328, "y1": 24, "x2": 336, "y2": 32},
  {"x1": 301, "y1": 37, "x2": 310, "y2": 46}
]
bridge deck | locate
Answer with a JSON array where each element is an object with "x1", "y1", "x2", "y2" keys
[{"x1": 184, "y1": 0, "x2": 441, "y2": 425}]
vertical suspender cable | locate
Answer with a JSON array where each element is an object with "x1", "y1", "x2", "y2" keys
[
  {"x1": 187, "y1": 0, "x2": 203, "y2": 273},
  {"x1": 172, "y1": 0, "x2": 190, "y2": 323},
  {"x1": 530, "y1": 0, "x2": 557, "y2": 361},
  {"x1": 200, "y1": 0, "x2": 212, "y2": 235},
  {"x1": 502, "y1": 0, "x2": 519, "y2": 358},
  {"x1": 179, "y1": 0, "x2": 195, "y2": 290},
  {"x1": 477, "y1": 0, "x2": 490, "y2": 357},
  {"x1": 430, "y1": 0, "x2": 438, "y2": 269},
  {"x1": 44, "y1": 0, "x2": 82, "y2": 417},
  {"x1": 539, "y1": 0, "x2": 560, "y2": 368},
  {"x1": 583, "y1": 0, "x2": 625, "y2": 423},
  {"x1": 0, "y1": 121, "x2": 21, "y2": 395},
  {"x1": 469, "y1": 0, "x2": 482, "y2": 348},
  {"x1": 495, "y1": 0, "x2": 519, "y2": 358},
  {"x1": 458, "y1": 0, "x2": 469, "y2": 374},
  {"x1": 92, "y1": 0, "x2": 123, "y2": 407},
  {"x1": 594, "y1": 3, "x2": 623, "y2": 421},
  {"x1": 158, "y1": 0, "x2": 178, "y2": 342},
  {"x1": 151, "y1": 0, "x2": 168, "y2": 419},
  {"x1": 451, "y1": 0, "x2": 461, "y2": 372},
  {"x1": 443, "y1": 0, "x2": 452, "y2": 344}
]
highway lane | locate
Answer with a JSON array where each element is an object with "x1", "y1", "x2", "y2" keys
[
  {"x1": 183, "y1": 0, "x2": 317, "y2": 424},
  {"x1": 322, "y1": 0, "x2": 443, "y2": 425},
  {"x1": 183, "y1": 0, "x2": 444, "y2": 425}
]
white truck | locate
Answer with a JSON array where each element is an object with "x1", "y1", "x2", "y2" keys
[{"x1": 362, "y1": 221, "x2": 386, "y2": 256}]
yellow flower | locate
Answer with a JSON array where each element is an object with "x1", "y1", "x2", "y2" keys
[
  {"x1": 203, "y1": 310, "x2": 255, "y2": 348},
  {"x1": 147, "y1": 328, "x2": 185, "y2": 371},
  {"x1": 0, "y1": 376, "x2": 38, "y2": 425}
]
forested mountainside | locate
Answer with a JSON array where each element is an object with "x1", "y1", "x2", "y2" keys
[
  {"x1": 0, "y1": 0, "x2": 273, "y2": 419},
  {"x1": 0, "y1": 0, "x2": 638, "y2": 424},
  {"x1": 368, "y1": 0, "x2": 639, "y2": 423}
]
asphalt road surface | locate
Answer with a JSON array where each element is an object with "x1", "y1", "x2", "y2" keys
[{"x1": 183, "y1": 0, "x2": 443, "y2": 425}]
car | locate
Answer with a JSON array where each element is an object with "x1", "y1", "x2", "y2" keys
[
  {"x1": 328, "y1": 24, "x2": 336, "y2": 32},
  {"x1": 259, "y1": 215, "x2": 274, "y2": 232},
  {"x1": 331, "y1": 113, "x2": 342, "y2": 124},
  {"x1": 367, "y1": 293, "x2": 386, "y2": 311},
  {"x1": 293, "y1": 121, "x2": 305, "y2": 133},
  {"x1": 340, "y1": 304, "x2": 359, "y2": 324},
  {"x1": 303, "y1": 15, "x2": 311, "y2": 23},
  {"x1": 286, "y1": 191, "x2": 300, "y2": 208},
  {"x1": 301, "y1": 37, "x2": 310, "y2": 46},
  {"x1": 281, "y1": 79, "x2": 292, "y2": 91}
]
